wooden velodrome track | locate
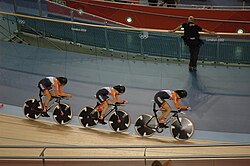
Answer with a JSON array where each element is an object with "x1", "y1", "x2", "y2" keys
[{"x1": 1, "y1": 112, "x2": 250, "y2": 166}]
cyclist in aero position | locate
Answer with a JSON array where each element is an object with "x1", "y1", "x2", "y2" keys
[
  {"x1": 95, "y1": 85, "x2": 126, "y2": 125},
  {"x1": 38, "y1": 76, "x2": 72, "y2": 117},
  {"x1": 154, "y1": 89, "x2": 191, "y2": 128}
]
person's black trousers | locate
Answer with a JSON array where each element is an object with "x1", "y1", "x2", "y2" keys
[{"x1": 188, "y1": 45, "x2": 200, "y2": 68}]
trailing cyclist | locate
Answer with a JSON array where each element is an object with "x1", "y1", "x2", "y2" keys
[
  {"x1": 95, "y1": 85, "x2": 126, "y2": 125},
  {"x1": 154, "y1": 89, "x2": 191, "y2": 128},
  {"x1": 38, "y1": 76, "x2": 72, "y2": 117}
]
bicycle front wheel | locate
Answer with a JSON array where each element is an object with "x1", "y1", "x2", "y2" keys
[
  {"x1": 108, "y1": 110, "x2": 130, "y2": 132},
  {"x1": 134, "y1": 114, "x2": 157, "y2": 137},
  {"x1": 52, "y1": 103, "x2": 72, "y2": 125},
  {"x1": 23, "y1": 99, "x2": 42, "y2": 120},
  {"x1": 170, "y1": 116, "x2": 194, "y2": 141}
]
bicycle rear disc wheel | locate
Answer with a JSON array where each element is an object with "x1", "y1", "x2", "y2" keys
[
  {"x1": 52, "y1": 103, "x2": 72, "y2": 125},
  {"x1": 108, "y1": 110, "x2": 130, "y2": 132},
  {"x1": 78, "y1": 106, "x2": 99, "y2": 128},
  {"x1": 23, "y1": 99, "x2": 42, "y2": 120},
  {"x1": 170, "y1": 117, "x2": 194, "y2": 141},
  {"x1": 134, "y1": 114, "x2": 157, "y2": 137}
]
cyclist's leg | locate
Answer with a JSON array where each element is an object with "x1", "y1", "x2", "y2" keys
[
  {"x1": 98, "y1": 101, "x2": 108, "y2": 125},
  {"x1": 154, "y1": 91, "x2": 171, "y2": 127},
  {"x1": 38, "y1": 78, "x2": 53, "y2": 117},
  {"x1": 40, "y1": 89, "x2": 51, "y2": 117},
  {"x1": 48, "y1": 89, "x2": 56, "y2": 99},
  {"x1": 99, "y1": 99, "x2": 111, "y2": 120},
  {"x1": 43, "y1": 89, "x2": 53, "y2": 112},
  {"x1": 96, "y1": 89, "x2": 110, "y2": 124},
  {"x1": 159, "y1": 102, "x2": 172, "y2": 125},
  {"x1": 38, "y1": 78, "x2": 53, "y2": 112}
]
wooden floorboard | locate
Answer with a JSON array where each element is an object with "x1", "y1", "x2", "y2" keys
[{"x1": 1, "y1": 113, "x2": 250, "y2": 166}]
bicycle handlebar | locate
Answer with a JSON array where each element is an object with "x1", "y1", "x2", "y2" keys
[
  {"x1": 51, "y1": 95, "x2": 70, "y2": 102},
  {"x1": 171, "y1": 108, "x2": 191, "y2": 114},
  {"x1": 51, "y1": 96, "x2": 61, "y2": 99},
  {"x1": 113, "y1": 102, "x2": 126, "y2": 106},
  {"x1": 171, "y1": 109, "x2": 181, "y2": 113}
]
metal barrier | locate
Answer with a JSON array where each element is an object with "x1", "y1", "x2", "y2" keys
[
  {"x1": 1, "y1": 143, "x2": 250, "y2": 159},
  {"x1": 0, "y1": 10, "x2": 250, "y2": 65}
]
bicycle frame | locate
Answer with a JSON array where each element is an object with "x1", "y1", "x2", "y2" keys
[
  {"x1": 38, "y1": 90, "x2": 64, "y2": 113},
  {"x1": 103, "y1": 103, "x2": 119, "y2": 120},
  {"x1": 145, "y1": 103, "x2": 183, "y2": 131}
]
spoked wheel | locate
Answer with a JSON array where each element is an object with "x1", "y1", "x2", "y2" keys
[
  {"x1": 23, "y1": 99, "x2": 42, "y2": 120},
  {"x1": 108, "y1": 110, "x2": 130, "y2": 132},
  {"x1": 52, "y1": 103, "x2": 72, "y2": 125},
  {"x1": 134, "y1": 114, "x2": 157, "y2": 137},
  {"x1": 78, "y1": 107, "x2": 99, "y2": 128},
  {"x1": 170, "y1": 117, "x2": 194, "y2": 141}
]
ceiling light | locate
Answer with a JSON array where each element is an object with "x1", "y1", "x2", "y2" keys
[{"x1": 126, "y1": 17, "x2": 133, "y2": 23}]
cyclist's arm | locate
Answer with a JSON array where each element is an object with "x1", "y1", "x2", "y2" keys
[
  {"x1": 53, "y1": 81, "x2": 72, "y2": 97},
  {"x1": 58, "y1": 85, "x2": 72, "y2": 97},
  {"x1": 172, "y1": 93, "x2": 188, "y2": 110},
  {"x1": 110, "y1": 88, "x2": 125, "y2": 103}
]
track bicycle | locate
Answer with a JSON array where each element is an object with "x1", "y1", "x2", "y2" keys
[
  {"x1": 78, "y1": 102, "x2": 130, "y2": 132},
  {"x1": 134, "y1": 102, "x2": 194, "y2": 141},
  {"x1": 23, "y1": 91, "x2": 73, "y2": 125}
]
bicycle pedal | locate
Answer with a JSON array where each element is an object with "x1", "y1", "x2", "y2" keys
[
  {"x1": 41, "y1": 112, "x2": 50, "y2": 117},
  {"x1": 156, "y1": 127, "x2": 164, "y2": 133},
  {"x1": 158, "y1": 123, "x2": 168, "y2": 129},
  {"x1": 98, "y1": 119, "x2": 107, "y2": 125}
]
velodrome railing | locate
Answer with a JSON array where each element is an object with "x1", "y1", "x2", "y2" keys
[
  {"x1": 1, "y1": 143, "x2": 250, "y2": 159},
  {"x1": 0, "y1": 10, "x2": 250, "y2": 65}
]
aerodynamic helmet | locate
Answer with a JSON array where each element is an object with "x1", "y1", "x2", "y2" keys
[
  {"x1": 113, "y1": 85, "x2": 125, "y2": 94},
  {"x1": 57, "y1": 77, "x2": 68, "y2": 85},
  {"x1": 175, "y1": 90, "x2": 187, "y2": 98}
]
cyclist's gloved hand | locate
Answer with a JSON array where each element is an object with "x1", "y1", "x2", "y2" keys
[
  {"x1": 60, "y1": 94, "x2": 72, "y2": 99},
  {"x1": 62, "y1": 94, "x2": 72, "y2": 98},
  {"x1": 122, "y1": 100, "x2": 128, "y2": 104},
  {"x1": 119, "y1": 100, "x2": 127, "y2": 104},
  {"x1": 186, "y1": 107, "x2": 192, "y2": 111}
]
